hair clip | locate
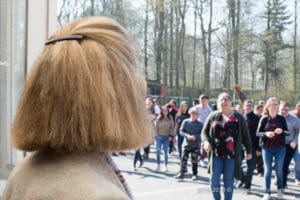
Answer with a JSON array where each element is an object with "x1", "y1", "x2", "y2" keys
[{"x1": 45, "y1": 35, "x2": 83, "y2": 45}]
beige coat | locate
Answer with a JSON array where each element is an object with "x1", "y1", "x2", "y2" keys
[{"x1": 2, "y1": 151, "x2": 130, "y2": 200}]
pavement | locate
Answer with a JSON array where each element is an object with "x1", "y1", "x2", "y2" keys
[
  {"x1": 113, "y1": 149, "x2": 300, "y2": 200},
  {"x1": 1, "y1": 148, "x2": 300, "y2": 200}
]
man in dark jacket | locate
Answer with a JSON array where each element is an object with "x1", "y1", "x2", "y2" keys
[{"x1": 238, "y1": 100, "x2": 260, "y2": 192}]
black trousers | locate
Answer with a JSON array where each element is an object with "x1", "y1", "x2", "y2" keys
[
  {"x1": 283, "y1": 144, "x2": 296, "y2": 187},
  {"x1": 180, "y1": 146, "x2": 200, "y2": 175}
]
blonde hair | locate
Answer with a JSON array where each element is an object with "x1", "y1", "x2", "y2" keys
[
  {"x1": 12, "y1": 17, "x2": 153, "y2": 152},
  {"x1": 263, "y1": 97, "x2": 280, "y2": 115},
  {"x1": 177, "y1": 101, "x2": 188, "y2": 116}
]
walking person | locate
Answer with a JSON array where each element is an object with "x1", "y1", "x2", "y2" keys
[
  {"x1": 195, "y1": 94, "x2": 212, "y2": 168},
  {"x1": 290, "y1": 102, "x2": 300, "y2": 185},
  {"x1": 202, "y1": 92, "x2": 252, "y2": 200},
  {"x1": 167, "y1": 102, "x2": 177, "y2": 155},
  {"x1": 278, "y1": 101, "x2": 300, "y2": 188},
  {"x1": 143, "y1": 97, "x2": 156, "y2": 159},
  {"x1": 255, "y1": 104, "x2": 265, "y2": 176},
  {"x1": 238, "y1": 100, "x2": 260, "y2": 193},
  {"x1": 173, "y1": 101, "x2": 190, "y2": 159},
  {"x1": 175, "y1": 107, "x2": 203, "y2": 181},
  {"x1": 296, "y1": 132, "x2": 300, "y2": 185},
  {"x1": 256, "y1": 97, "x2": 287, "y2": 200},
  {"x1": 2, "y1": 16, "x2": 154, "y2": 200},
  {"x1": 155, "y1": 105, "x2": 174, "y2": 172}
]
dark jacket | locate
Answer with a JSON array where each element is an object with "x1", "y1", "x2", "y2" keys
[
  {"x1": 245, "y1": 111, "x2": 260, "y2": 151},
  {"x1": 201, "y1": 110, "x2": 252, "y2": 180},
  {"x1": 180, "y1": 119, "x2": 203, "y2": 149}
]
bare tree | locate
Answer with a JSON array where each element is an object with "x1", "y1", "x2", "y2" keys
[
  {"x1": 198, "y1": 0, "x2": 213, "y2": 94},
  {"x1": 144, "y1": 0, "x2": 149, "y2": 79}
]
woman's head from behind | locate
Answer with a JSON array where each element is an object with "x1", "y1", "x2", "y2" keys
[{"x1": 12, "y1": 17, "x2": 153, "y2": 153}]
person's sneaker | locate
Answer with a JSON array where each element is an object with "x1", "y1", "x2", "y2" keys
[
  {"x1": 277, "y1": 191, "x2": 283, "y2": 199},
  {"x1": 175, "y1": 173, "x2": 184, "y2": 181},
  {"x1": 112, "y1": 152, "x2": 118, "y2": 156},
  {"x1": 236, "y1": 180, "x2": 244, "y2": 188},
  {"x1": 262, "y1": 194, "x2": 271, "y2": 200},
  {"x1": 163, "y1": 165, "x2": 168, "y2": 172},
  {"x1": 133, "y1": 167, "x2": 137, "y2": 171},
  {"x1": 245, "y1": 189, "x2": 251, "y2": 195},
  {"x1": 155, "y1": 165, "x2": 160, "y2": 172},
  {"x1": 199, "y1": 160, "x2": 208, "y2": 168},
  {"x1": 191, "y1": 175, "x2": 198, "y2": 181},
  {"x1": 118, "y1": 151, "x2": 127, "y2": 156},
  {"x1": 139, "y1": 160, "x2": 144, "y2": 168},
  {"x1": 295, "y1": 179, "x2": 300, "y2": 186}
]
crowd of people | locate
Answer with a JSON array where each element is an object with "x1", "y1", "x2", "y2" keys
[{"x1": 129, "y1": 93, "x2": 300, "y2": 200}]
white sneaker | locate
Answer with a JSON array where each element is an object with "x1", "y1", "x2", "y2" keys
[
  {"x1": 163, "y1": 165, "x2": 168, "y2": 172},
  {"x1": 156, "y1": 165, "x2": 160, "y2": 172},
  {"x1": 277, "y1": 191, "x2": 283, "y2": 199},
  {"x1": 262, "y1": 194, "x2": 270, "y2": 200}
]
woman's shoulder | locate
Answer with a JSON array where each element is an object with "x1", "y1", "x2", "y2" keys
[{"x1": 3, "y1": 151, "x2": 129, "y2": 200}]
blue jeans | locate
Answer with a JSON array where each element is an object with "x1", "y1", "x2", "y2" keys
[
  {"x1": 294, "y1": 147, "x2": 300, "y2": 179},
  {"x1": 156, "y1": 135, "x2": 169, "y2": 166},
  {"x1": 262, "y1": 147, "x2": 286, "y2": 194},
  {"x1": 210, "y1": 156, "x2": 235, "y2": 200}
]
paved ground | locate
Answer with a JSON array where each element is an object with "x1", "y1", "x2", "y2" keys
[
  {"x1": 1, "y1": 148, "x2": 300, "y2": 200},
  {"x1": 113, "y1": 149, "x2": 300, "y2": 200}
]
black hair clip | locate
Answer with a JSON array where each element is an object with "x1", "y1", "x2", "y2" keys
[{"x1": 45, "y1": 35, "x2": 83, "y2": 45}]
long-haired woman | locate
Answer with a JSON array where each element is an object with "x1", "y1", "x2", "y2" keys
[
  {"x1": 173, "y1": 101, "x2": 190, "y2": 159},
  {"x1": 155, "y1": 105, "x2": 174, "y2": 172}
]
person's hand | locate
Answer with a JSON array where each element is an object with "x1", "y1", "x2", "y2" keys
[
  {"x1": 204, "y1": 141, "x2": 211, "y2": 151},
  {"x1": 256, "y1": 151, "x2": 262, "y2": 156},
  {"x1": 187, "y1": 135, "x2": 196, "y2": 141},
  {"x1": 290, "y1": 142, "x2": 296, "y2": 149},
  {"x1": 265, "y1": 131, "x2": 275, "y2": 138},
  {"x1": 245, "y1": 153, "x2": 252, "y2": 160},
  {"x1": 274, "y1": 128, "x2": 283, "y2": 135}
]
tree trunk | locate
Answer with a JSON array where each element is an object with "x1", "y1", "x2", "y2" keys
[
  {"x1": 293, "y1": 0, "x2": 298, "y2": 92},
  {"x1": 163, "y1": 9, "x2": 169, "y2": 85},
  {"x1": 169, "y1": 0, "x2": 174, "y2": 88},
  {"x1": 144, "y1": 0, "x2": 149, "y2": 79},
  {"x1": 179, "y1": 0, "x2": 187, "y2": 88},
  {"x1": 207, "y1": 0, "x2": 213, "y2": 94},
  {"x1": 199, "y1": 0, "x2": 213, "y2": 94},
  {"x1": 175, "y1": 2, "x2": 180, "y2": 90},
  {"x1": 199, "y1": 0, "x2": 208, "y2": 91},
  {"x1": 90, "y1": 0, "x2": 95, "y2": 15},
  {"x1": 192, "y1": 0, "x2": 197, "y2": 89},
  {"x1": 264, "y1": 0, "x2": 272, "y2": 99}
]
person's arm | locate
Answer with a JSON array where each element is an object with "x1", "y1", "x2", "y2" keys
[
  {"x1": 169, "y1": 118, "x2": 175, "y2": 136},
  {"x1": 256, "y1": 116, "x2": 268, "y2": 137},
  {"x1": 154, "y1": 118, "x2": 160, "y2": 135},
  {"x1": 173, "y1": 115, "x2": 180, "y2": 135},
  {"x1": 180, "y1": 120, "x2": 190, "y2": 137},
  {"x1": 291, "y1": 118, "x2": 300, "y2": 145},
  {"x1": 201, "y1": 112, "x2": 214, "y2": 151},
  {"x1": 239, "y1": 114, "x2": 252, "y2": 156}
]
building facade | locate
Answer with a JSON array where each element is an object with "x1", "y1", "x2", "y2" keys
[{"x1": 0, "y1": 0, "x2": 57, "y2": 179}]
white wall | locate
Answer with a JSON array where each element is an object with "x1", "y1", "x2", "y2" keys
[{"x1": 0, "y1": 0, "x2": 57, "y2": 179}]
